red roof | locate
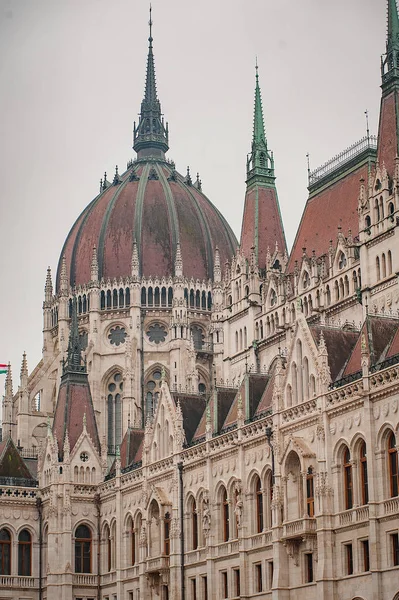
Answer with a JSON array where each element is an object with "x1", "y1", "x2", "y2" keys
[
  {"x1": 240, "y1": 185, "x2": 286, "y2": 269},
  {"x1": 53, "y1": 373, "x2": 100, "y2": 458},
  {"x1": 377, "y1": 90, "x2": 399, "y2": 178},
  {"x1": 56, "y1": 163, "x2": 237, "y2": 290},
  {"x1": 288, "y1": 163, "x2": 369, "y2": 271}
]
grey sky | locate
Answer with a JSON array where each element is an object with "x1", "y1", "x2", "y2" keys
[{"x1": 0, "y1": 0, "x2": 384, "y2": 388}]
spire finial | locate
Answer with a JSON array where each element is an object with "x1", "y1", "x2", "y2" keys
[
  {"x1": 133, "y1": 6, "x2": 169, "y2": 159},
  {"x1": 20, "y1": 352, "x2": 28, "y2": 382},
  {"x1": 246, "y1": 61, "x2": 275, "y2": 183},
  {"x1": 149, "y1": 3, "x2": 153, "y2": 44}
]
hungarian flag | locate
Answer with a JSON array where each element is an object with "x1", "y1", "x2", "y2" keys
[{"x1": 0, "y1": 364, "x2": 8, "y2": 375}]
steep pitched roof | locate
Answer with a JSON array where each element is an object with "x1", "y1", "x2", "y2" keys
[
  {"x1": 310, "y1": 325, "x2": 359, "y2": 381},
  {"x1": 0, "y1": 438, "x2": 36, "y2": 481}
]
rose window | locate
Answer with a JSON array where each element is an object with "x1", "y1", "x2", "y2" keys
[
  {"x1": 108, "y1": 326, "x2": 127, "y2": 346},
  {"x1": 147, "y1": 322, "x2": 167, "y2": 344}
]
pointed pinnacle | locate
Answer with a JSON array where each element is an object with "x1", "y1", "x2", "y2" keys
[
  {"x1": 20, "y1": 352, "x2": 28, "y2": 380},
  {"x1": 253, "y1": 63, "x2": 266, "y2": 146},
  {"x1": 91, "y1": 246, "x2": 99, "y2": 282},
  {"x1": 45, "y1": 267, "x2": 53, "y2": 297},
  {"x1": 5, "y1": 363, "x2": 12, "y2": 397},
  {"x1": 60, "y1": 255, "x2": 68, "y2": 293}
]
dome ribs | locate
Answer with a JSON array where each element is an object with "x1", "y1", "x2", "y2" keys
[
  {"x1": 141, "y1": 173, "x2": 173, "y2": 277},
  {"x1": 97, "y1": 178, "x2": 130, "y2": 280},
  {"x1": 58, "y1": 162, "x2": 236, "y2": 285},
  {"x1": 133, "y1": 163, "x2": 152, "y2": 268},
  {"x1": 157, "y1": 165, "x2": 180, "y2": 252},
  {"x1": 180, "y1": 181, "x2": 214, "y2": 279}
]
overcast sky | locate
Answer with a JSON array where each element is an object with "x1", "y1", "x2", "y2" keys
[{"x1": 0, "y1": 0, "x2": 386, "y2": 394}]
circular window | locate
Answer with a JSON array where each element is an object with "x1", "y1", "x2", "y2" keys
[
  {"x1": 108, "y1": 326, "x2": 127, "y2": 346},
  {"x1": 147, "y1": 322, "x2": 167, "y2": 344},
  {"x1": 80, "y1": 451, "x2": 89, "y2": 462}
]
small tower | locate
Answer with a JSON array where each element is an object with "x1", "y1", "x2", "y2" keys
[
  {"x1": 240, "y1": 63, "x2": 287, "y2": 269},
  {"x1": 43, "y1": 267, "x2": 54, "y2": 359}
]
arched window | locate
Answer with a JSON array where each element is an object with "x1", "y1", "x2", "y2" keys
[
  {"x1": 154, "y1": 287, "x2": 160, "y2": 307},
  {"x1": 191, "y1": 498, "x2": 198, "y2": 550},
  {"x1": 148, "y1": 287, "x2": 153, "y2": 306},
  {"x1": 376, "y1": 256, "x2": 381, "y2": 280},
  {"x1": 168, "y1": 287, "x2": 173, "y2": 306},
  {"x1": 260, "y1": 320, "x2": 264, "y2": 338},
  {"x1": 125, "y1": 287, "x2": 130, "y2": 306},
  {"x1": 343, "y1": 447, "x2": 353, "y2": 509},
  {"x1": 105, "y1": 525, "x2": 111, "y2": 571},
  {"x1": 0, "y1": 529, "x2": 11, "y2": 575},
  {"x1": 113, "y1": 289, "x2": 118, "y2": 308},
  {"x1": 255, "y1": 477, "x2": 263, "y2": 533},
  {"x1": 359, "y1": 441, "x2": 368, "y2": 505},
  {"x1": 306, "y1": 468, "x2": 314, "y2": 517},
  {"x1": 119, "y1": 288, "x2": 124, "y2": 308},
  {"x1": 382, "y1": 253, "x2": 387, "y2": 278},
  {"x1": 107, "y1": 372, "x2": 123, "y2": 450},
  {"x1": 18, "y1": 529, "x2": 32, "y2": 576},
  {"x1": 388, "y1": 250, "x2": 393, "y2": 275},
  {"x1": 365, "y1": 215, "x2": 371, "y2": 229},
  {"x1": 141, "y1": 287, "x2": 146, "y2": 306},
  {"x1": 222, "y1": 488, "x2": 229, "y2": 542},
  {"x1": 239, "y1": 329, "x2": 243, "y2": 350},
  {"x1": 326, "y1": 285, "x2": 331, "y2": 306},
  {"x1": 334, "y1": 280, "x2": 339, "y2": 302},
  {"x1": 75, "y1": 525, "x2": 92, "y2": 573},
  {"x1": 164, "y1": 512, "x2": 171, "y2": 556},
  {"x1": 101, "y1": 290, "x2": 106, "y2": 309},
  {"x1": 388, "y1": 432, "x2": 398, "y2": 497},
  {"x1": 131, "y1": 523, "x2": 136, "y2": 566},
  {"x1": 244, "y1": 327, "x2": 247, "y2": 348}
]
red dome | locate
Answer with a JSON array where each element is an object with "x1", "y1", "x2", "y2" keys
[{"x1": 56, "y1": 161, "x2": 237, "y2": 290}]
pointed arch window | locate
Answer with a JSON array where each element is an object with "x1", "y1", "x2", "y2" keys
[
  {"x1": 131, "y1": 525, "x2": 136, "y2": 566},
  {"x1": 222, "y1": 488, "x2": 229, "y2": 542},
  {"x1": 191, "y1": 498, "x2": 198, "y2": 550},
  {"x1": 0, "y1": 529, "x2": 11, "y2": 575},
  {"x1": 75, "y1": 525, "x2": 92, "y2": 573},
  {"x1": 164, "y1": 512, "x2": 171, "y2": 556},
  {"x1": 343, "y1": 447, "x2": 353, "y2": 509},
  {"x1": 357, "y1": 441, "x2": 368, "y2": 505},
  {"x1": 107, "y1": 372, "x2": 123, "y2": 450},
  {"x1": 306, "y1": 468, "x2": 314, "y2": 517},
  {"x1": 255, "y1": 477, "x2": 263, "y2": 533},
  {"x1": 18, "y1": 529, "x2": 32, "y2": 576},
  {"x1": 388, "y1": 431, "x2": 398, "y2": 497}
]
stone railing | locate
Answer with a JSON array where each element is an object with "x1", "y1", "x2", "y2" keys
[
  {"x1": 281, "y1": 398, "x2": 318, "y2": 423},
  {"x1": 383, "y1": 497, "x2": 399, "y2": 515},
  {"x1": 0, "y1": 485, "x2": 38, "y2": 499},
  {"x1": 282, "y1": 517, "x2": 316, "y2": 539},
  {"x1": 146, "y1": 556, "x2": 170, "y2": 573},
  {"x1": 326, "y1": 379, "x2": 364, "y2": 406},
  {"x1": 121, "y1": 565, "x2": 140, "y2": 579},
  {"x1": 337, "y1": 505, "x2": 369, "y2": 527},
  {"x1": 249, "y1": 531, "x2": 273, "y2": 549},
  {"x1": 100, "y1": 571, "x2": 116, "y2": 585},
  {"x1": 0, "y1": 575, "x2": 38, "y2": 588},
  {"x1": 73, "y1": 573, "x2": 97, "y2": 586},
  {"x1": 213, "y1": 540, "x2": 240, "y2": 557}
]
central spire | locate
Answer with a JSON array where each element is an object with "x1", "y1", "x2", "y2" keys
[
  {"x1": 246, "y1": 62, "x2": 274, "y2": 185},
  {"x1": 133, "y1": 6, "x2": 169, "y2": 160}
]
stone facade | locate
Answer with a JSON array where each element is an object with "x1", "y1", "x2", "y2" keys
[{"x1": 1, "y1": 3, "x2": 399, "y2": 600}]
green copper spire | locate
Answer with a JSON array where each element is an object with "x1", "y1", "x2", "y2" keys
[
  {"x1": 253, "y1": 61, "x2": 266, "y2": 147},
  {"x1": 388, "y1": 0, "x2": 399, "y2": 49},
  {"x1": 382, "y1": 0, "x2": 399, "y2": 91},
  {"x1": 246, "y1": 62, "x2": 274, "y2": 185},
  {"x1": 133, "y1": 6, "x2": 169, "y2": 159}
]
